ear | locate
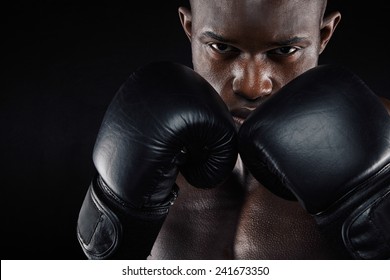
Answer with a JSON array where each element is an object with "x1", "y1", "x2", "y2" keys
[
  {"x1": 178, "y1": 6, "x2": 192, "y2": 41},
  {"x1": 319, "y1": 11, "x2": 341, "y2": 54}
]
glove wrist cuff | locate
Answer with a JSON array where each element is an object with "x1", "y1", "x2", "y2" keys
[
  {"x1": 314, "y1": 163, "x2": 390, "y2": 228},
  {"x1": 77, "y1": 174, "x2": 177, "y2": 259}
]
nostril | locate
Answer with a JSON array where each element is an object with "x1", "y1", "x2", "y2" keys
[
  {"x1": 234, "y1": 90, "x2": 261, "y2": 101},
  {"x1": 233, "y1": 78, "x2": 273, "y2": 100},
  {"x1": 234, "y1": 88, "x2": 272, "y2": 101}
]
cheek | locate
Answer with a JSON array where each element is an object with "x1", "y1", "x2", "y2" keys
[
  {"x1": 192, "y1": 48, "x2": 229, "y2": 95},
  {"x1": 193, "y1": 60, "x2": 233, "y2": 108},
  {"x1": 299, "y1": 48, "x2": 321, "y2": 70},
  {"x1": 278, "y1": 53, "x2": 319, "y2": 87},
  {"x1": 199, "y1": 69, "x2": 233, "y2": 107},
  {"x1": 193, "y1": 59, "x2": 226, "y2": 94}
]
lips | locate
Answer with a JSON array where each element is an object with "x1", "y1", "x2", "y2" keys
[{"x1": 231, "y1": 107, "x2": 255, "y2": 126}]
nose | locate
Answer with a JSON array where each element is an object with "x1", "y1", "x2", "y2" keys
[{"x1": 232, "y1": 60, "x2": 272, "y2": 100}]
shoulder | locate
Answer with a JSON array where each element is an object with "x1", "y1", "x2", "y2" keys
[{"x1": 379, "y1": 96, "x2": 390, "y2": 114}]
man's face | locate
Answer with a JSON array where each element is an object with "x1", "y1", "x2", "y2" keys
[{"x1": 180, "y1": 0, "x2": 337, "y2": 126}]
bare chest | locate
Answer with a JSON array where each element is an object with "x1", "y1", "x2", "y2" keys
[{"x1": 148, "y1": 174, "x2": 346, "y2": 259}]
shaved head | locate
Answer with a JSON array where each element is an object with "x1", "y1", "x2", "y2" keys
[{"x1": 179, "y1": 0, "x2": 340, "y2": 115}]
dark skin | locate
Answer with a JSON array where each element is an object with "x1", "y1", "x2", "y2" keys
[{"x1": 148, "y1": 0, "x2": 390, "y2": 259}]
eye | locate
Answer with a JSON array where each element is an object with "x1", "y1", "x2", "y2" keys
[
  {"x1": 269, "y1": 46, "x2": 300, "y2": 56},
  {"x1": 209, "y1": 43, "x2": 238, "y2": 54}
]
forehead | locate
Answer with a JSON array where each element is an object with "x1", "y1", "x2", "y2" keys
[{"x1": 191, "y1": 0, "x2": 324, "y2": 40}]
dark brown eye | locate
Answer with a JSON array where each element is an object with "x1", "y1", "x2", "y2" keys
[
  {"x1": 270, "y1": 46, "x2": 299, "y2": 56},
  {"x1": 209, "y1": 43, "x2": 237, "y2": 53}
]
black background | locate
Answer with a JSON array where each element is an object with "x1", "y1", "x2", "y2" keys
[{"x1": 2, "y1": 1, "x2": 389, "y2": 260}]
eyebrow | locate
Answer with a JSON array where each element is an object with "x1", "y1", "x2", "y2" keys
[
  {"x1": 201, "y1": 31, "x2": 308, "y2": 46},
  {"x1": 201, "y1": 31, "x2": 232, "y2": 43},
  {"x1": 273, "y1": 37, "x2": 308, "y2": 46}
]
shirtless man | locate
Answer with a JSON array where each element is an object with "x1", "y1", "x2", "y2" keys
[{"x1": 77, "y1": 0, "x2": 390, "y2": 259}]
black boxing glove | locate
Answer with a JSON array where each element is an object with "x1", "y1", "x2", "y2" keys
[
  {"x1": 77, "y1": 61, "x2": 238, "y2": 259},
  {"x1": 238, "y1": 64, "x2": 390, "y2": 259}
]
